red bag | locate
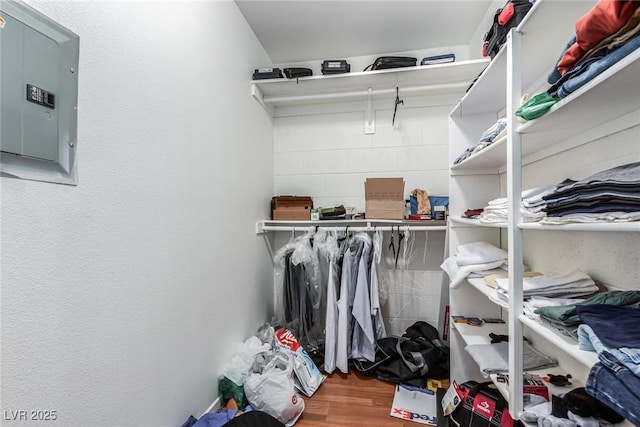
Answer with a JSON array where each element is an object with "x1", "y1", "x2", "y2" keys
[{"x1": 449, "y1": 381, "x2": 515, "y2": 427}]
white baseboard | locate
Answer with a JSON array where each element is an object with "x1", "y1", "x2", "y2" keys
[{"x1": 200, "y1": 396, "x2": 222, "y2": 417}]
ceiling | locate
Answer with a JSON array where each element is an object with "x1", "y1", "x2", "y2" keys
[{"x1": 235, "y1": 0, "x2": 496, "y2": 64}]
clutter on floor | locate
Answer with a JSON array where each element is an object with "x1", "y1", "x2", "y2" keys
[{"x1": 181, "y1": 317, "x2": 449, "y2": 426}]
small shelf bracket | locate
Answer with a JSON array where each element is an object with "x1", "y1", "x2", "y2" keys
[
  {"x1": 364, "y1": 87, "x2": 375, "y2": 134},
  {"x1": 251, "y1": 83, "x2": 275, "y2": 115}
]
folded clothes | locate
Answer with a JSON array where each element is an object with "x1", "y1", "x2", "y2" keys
[
  {"x1": 535, "y1": 290, "x2": 640, "y2": 324},
  {"x1": 441, "y1": 257, "x2": 505, "y2": 289},
  {"x1": 479, "y1": 185, "x2": 556, "y2": 224},
  {"x1": 539, "y1": 315, "x2": 580, "y2": 338},
  {"x1": 577, "y1": 324, "x2": 607, "y2": 353},
  {"x1": 539, "y1": 211, "x2": 640, "y2": 224},
  {"x1": 454, "y1": 241, "x2": 507, "y2": 266},
  {"x1": 538, "y1": 415, "x2": 576, "y2": 427},
  {"x1": 464, "y1": 341, "x2": 557, "y2": 377},
  {"x1": 494, "y1": 270, "x2": 595, "y2": 294},
  {"x1": 525, "y1": 296, "x2": 587, "y2": 322},
  {"x1": 543, "y1": 162, "x2": 640, "y2": 200},
  {"x1": 484, "y1": 271, "x2": 542, "y2": 289},
  {"x1": 577, "y1": 304, "x2": 640, "y2": 348},
  {"x1": 440, "y1": 241, "x2": 507, "y2": 288}
]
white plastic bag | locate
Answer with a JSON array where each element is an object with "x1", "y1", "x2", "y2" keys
[
  {"x1": 221, "y1": 336, "x2": 271, "y2": 386},
  {"x1": 244, "y1": 352, "x2": 305, "y2": 426},
  {"x1": 275, "y1": 328, "x2": 323, "y2": 397}
]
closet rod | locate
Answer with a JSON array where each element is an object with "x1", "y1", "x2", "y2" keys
[
  {"x1": 262, "y1": 82, "x2": 468, "y2": 104},
  {"x1": 260, "y1": 225, "x2": 446, "y2": 233}
]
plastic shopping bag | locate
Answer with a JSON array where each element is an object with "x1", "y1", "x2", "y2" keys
[
  {"x1": 244, "y1": 352, "x2": 304, "y2": 427},
  {"x1": 275, "y1": 328, "x2": 324, "y2": 397},
  {"x1": 221, "y1": 336, "x2": 272, "y2": 386}
]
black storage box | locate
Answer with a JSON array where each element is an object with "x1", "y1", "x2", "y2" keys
[
  {"x1": 283, "y1": 67, "x2": 313, "y2": 78},
  {"x1": 321, "y1": 60, "x2": 350, "y2": 75},
  {"x1": 252, "y1": 68, "x2": 283, "y2": 80},
  {"x1": 367, "y1": 56, "x2": 417, "y2": 71}
]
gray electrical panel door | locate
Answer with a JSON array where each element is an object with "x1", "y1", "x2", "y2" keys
[{"x1": 0, "y1": 0, "x2": 79, "y2": 184}]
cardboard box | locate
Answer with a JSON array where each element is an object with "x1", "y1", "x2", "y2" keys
[
  {"x1": 271, "y1": 196, "x2": 313, "y2": 220},
  {"x1": 365, "y1": 178, "x2": 405, "y2": 219},
  {"x1": 390, "y1": 384, "x2": 438, "y2": 425}
]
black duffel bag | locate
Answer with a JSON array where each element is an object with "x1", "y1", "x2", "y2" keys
[
  {"x1": 364, "y1": 56, "x2": 417, "y2": 71},
  {"x1": 354, "y1": 321, "x2": 449, "y2": 386},
  {"x1": 482, "y1": 0, "x2": 533, "y2": 59}
]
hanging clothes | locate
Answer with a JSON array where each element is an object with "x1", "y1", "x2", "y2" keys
[
  {"x1": 336, "y1": 241, "x2": 359, "y2": 373},
  {"x1": 371, "y1": 230, "x2": 387, "y2": 342},
  {"x1": 275, "y1": 232, "x2": 323, "y2": 352},
  {"x1": 351, "y1": 235, "x2": 376, "y2": 362},
  {"x1": 275, "y1": 228, "x2": 393, "y2": 374}
]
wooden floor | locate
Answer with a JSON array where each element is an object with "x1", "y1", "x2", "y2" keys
[{"x1": 295, "y1": 370, "x2": 420, "y2": 427}]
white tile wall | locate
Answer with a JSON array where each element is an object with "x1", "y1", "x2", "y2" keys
[
  {"x1": 380, "y1": 270, "x2": 445, "y2": 336},
  {"x1": 274, "y1": 104, "x2": 455, "y2": 213}
]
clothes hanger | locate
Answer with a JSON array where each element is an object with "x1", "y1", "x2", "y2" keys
[
  {"x1": 395, "y1": 226, "x2": 405, "y2": 268},
  {"x1": 389, "y1": 227, "x2": 396, "y2": 260}
]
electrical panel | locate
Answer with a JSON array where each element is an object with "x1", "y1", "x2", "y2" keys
[{"x1": 0, "y1": 0, "x2": 79, "y2": 184}]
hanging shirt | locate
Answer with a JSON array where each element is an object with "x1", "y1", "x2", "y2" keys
[
  {"x1": 371, "y1": 230, "x2": 387, "y2": 341},
  {"x1": 336, "y1": 245, "x2": 356, "y2": 373},
  {"x1": 323, "y1": 257, "x2": 338, "y2": 373},
  {"x1": 351, "y1": 239, "x2": 376, "y2": 362}
]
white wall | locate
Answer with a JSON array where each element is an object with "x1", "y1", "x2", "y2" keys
[
  {"x1": 0, "y1": 1, "x2": 274, "y2": 426},
  {"x1": 274, "y1": 101, "x2": 455, "y2": 211}
]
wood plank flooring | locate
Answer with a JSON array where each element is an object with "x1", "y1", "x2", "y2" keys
[{"x1": 295, "y1": 370, "x2": 420, "y2": 427}]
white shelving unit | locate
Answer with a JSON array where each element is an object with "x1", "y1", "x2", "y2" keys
[
  {"x1": 251, "y1": 59, "x2": 489, "y2": 114},
  {"x1": 447, "y1": 0, "x2": 639, "y2": 424},
  {"x1": 452, "y1": 37, "x2": 640, "y2": 173},
  {"x1": 466, "y1": 278, "x2": 600, "y2": 368}
]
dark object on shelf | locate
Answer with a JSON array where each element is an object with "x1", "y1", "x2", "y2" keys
[
  {"x1": 545, "y1": 373, "x2": 572, "y2": 386},
  {"x1": 283, "y1": 67, "x2": 312, "y2": 79},
  {"x1": 319, "y1": 205, "x2": 346, "y2": 220},
  {"x1": 489, "y1": 333, "x2": 508, "y2": 343},
  {"x1": 364, "y1": 56, "x2": 417, "y2": 71},
  {"x1": 563, "y1": 387, "x2": 625, "y2": 424},
  {"x1": 466, "y1": 317, "x2": 483, "y2": 327},
  {"x1": 421, "y1": 54, "x2": 455, "y2": 65},
  {"x1": 252, "y1": 68, "x2": 283, "y2": 80},
  {"x1": 482, "y1": 0, "x2": 533, "y2": 59},
  {"x1": 321, "y1": 60, "x2": 350, "y2": 75}
]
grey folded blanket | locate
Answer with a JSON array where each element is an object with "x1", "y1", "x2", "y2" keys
[{"x1": 465, "y1": 341, "x2": 557, "y2": 377}]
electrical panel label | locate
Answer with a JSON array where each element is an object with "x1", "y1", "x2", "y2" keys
[{"x1": 26, "y1": 84, "x2": 55, "y2": 109}]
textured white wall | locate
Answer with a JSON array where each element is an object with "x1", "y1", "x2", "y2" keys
[
  {"x1": 274, "y1": 103, "x2": 454, "y2": 211},
  {"x1": 0, "y1": 1, "x2": 274, "y2": 426}
]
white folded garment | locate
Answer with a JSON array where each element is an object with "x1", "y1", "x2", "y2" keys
[
  {"x1": 454, "y1": 241, "x2": 507, "y2": 266},
  {"x1": 540, "y1": 211, "x2": 640, "y2": 224},
  {"x1": 495, "y1": 270, "x2": 594, "y2": 293},
  {"x1": 441, "y1": 241, "x2": 508, "y2": 288},
  {"x1": 441, "y1": 256, "x2": 506, "y2": 289}
]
